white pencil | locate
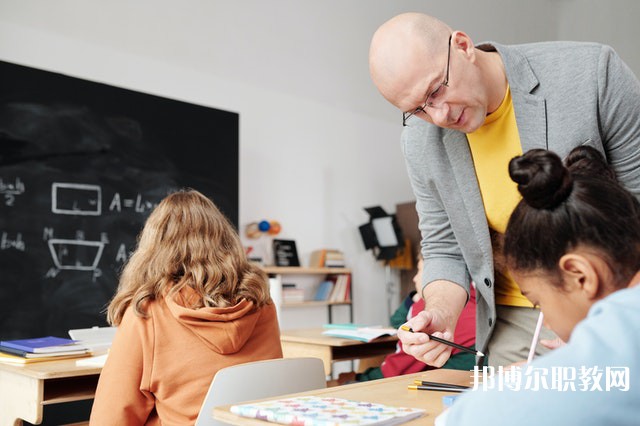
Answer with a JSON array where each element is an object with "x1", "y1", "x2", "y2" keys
[{"x1": 527, "y1": 311, "x2": 544, "y2": 363}]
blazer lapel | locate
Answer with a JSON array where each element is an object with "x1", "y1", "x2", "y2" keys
[
  {"x1": 442, "y1": 130, "x2": 493, "y2": 272},
  {"x1": 494, "y1": 42, "x2": 548, "y2": 152}
]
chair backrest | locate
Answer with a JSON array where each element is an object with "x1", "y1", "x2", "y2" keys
[{"x1": 195, "y1": 357, "x2": 327, "y2": 426}]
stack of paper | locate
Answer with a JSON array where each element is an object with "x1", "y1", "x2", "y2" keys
[{"x1": 0, "y1": 336, "x2": 90, "y2": 363}]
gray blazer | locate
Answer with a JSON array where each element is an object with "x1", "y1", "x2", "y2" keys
[{"x1": 402, "y1": 41, "x2": 640, "y2": 352}]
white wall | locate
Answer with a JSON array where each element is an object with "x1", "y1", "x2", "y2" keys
[{"x1": 0, "y1": 0, "x2": 637, "y2": 327}]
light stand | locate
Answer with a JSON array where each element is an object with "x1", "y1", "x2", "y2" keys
[{"x1": 358, "y1": 206, "x2": 404, "y2": 319}]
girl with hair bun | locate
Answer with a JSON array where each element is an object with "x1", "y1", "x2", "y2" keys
[
  {"x1": 90, "y1": 189, "x2": 282, "y2": 425},
  {"x1": 437, "y1": 146, "x2": 640, "y2": 426}
]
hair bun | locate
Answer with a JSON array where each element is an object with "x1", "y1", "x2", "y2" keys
[
  {"x1": 508, "y1": 149, "x2": 573, "y2": 209},
  {"x1": 565, "y1": 145, "x2": 616, "y2": 181}
]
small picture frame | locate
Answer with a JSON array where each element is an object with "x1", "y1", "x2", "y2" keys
[{"x1": 272, "y1": 239, "x2": 300, "y2": 267}]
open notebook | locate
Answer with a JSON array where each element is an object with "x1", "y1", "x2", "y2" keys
[
  {"x1": 68, "y1": 326, "x2": 116, "y2": 354},
  {"x1": 230, "y1": 395, "x2": 425, "y2": 426}
]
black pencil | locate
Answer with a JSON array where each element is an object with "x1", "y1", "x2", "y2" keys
[
  {"x1": 407, "y1": 384, "x2": 467, "y2": 392},
  {"x1": 400, "y1": 325, "x2": 485, "y2": 357},
  {"x1": 413, "y1": 380, "x2": 470, "y2": 389}
]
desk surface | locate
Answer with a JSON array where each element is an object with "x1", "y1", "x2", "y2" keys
[
  {"x1": 213, "y1": 368, "x2": 473, "y2": 426},
  {"x1": 279, "y1": 328, "x2": 398, "y2": 376},
  {"x1": 0, "y1": 356, "x2": 102, "y2": 379}
]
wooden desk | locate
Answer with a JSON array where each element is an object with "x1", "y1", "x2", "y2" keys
[
  {"x1": 213, "y1": 368, "x2": 473, "y2": 426},
  {"x1": 280, "y1": 328, "x2": 398, "y2": 375},
  {"x1": 0, "y1": 356, "x2": 104, "y2": 426}
]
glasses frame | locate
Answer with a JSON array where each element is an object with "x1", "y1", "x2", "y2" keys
[{"x1": 402, "y1": 34, "x2": 453, "y2": 127}]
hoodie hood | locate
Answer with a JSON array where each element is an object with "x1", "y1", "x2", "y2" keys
[{"x1": 164, "y1": 287, "x2": 265, "y2": 355}]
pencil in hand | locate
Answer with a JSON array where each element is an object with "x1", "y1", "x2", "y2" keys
[{"x1": 400, "y1": 325, "x2": 485, "y2": 357}]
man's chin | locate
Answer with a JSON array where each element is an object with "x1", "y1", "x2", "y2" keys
[{"x1": 459, "y1": 110, "x2": 485, "y2": 134}]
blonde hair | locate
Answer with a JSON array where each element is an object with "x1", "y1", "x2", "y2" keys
[{"x1": 107, "y1": 189, "x2": 271, "y2": 325}]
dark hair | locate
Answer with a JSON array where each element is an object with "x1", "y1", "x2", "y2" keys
[{"x1": 504, "y1": 146, "x2": 640, "y2": 289}]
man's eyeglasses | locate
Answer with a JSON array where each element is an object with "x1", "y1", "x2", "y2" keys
[{"x1": 402, "y1": 34, "x2": 452, "y2": 127}]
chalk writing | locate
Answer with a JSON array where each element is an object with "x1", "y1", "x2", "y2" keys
[
  {"x1": 1, "y1": 231, "x2": 25, "y2": 251},
  {"x1": 51, "y1": 182, "x2": 102, "y2": 216},
  {"x1": 0, "y1": 177, "x2": 25, "y2": 206},
  {"x1": 109, "y1": 192, "x2": 156, "y2": 213},
  {"x1": 47, "y1": 238, "x2": 106, "y2": 271}
]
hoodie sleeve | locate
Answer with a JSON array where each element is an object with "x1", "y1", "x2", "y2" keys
[{"x1": 90, "y1": 307, "x2": 156, "y2": 425}]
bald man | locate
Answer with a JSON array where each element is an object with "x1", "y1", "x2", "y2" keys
[{"x1": 369, "y1": 13, "x2": 640, "y2": 367}]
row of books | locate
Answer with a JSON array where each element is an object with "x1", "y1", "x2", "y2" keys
[
  {"x1": 282, "y1": 283, "x2": 305, "y2": 304},
  {"x1": 314, "y1": 274, "x2": 351, "y2": 303},
  {"x1": 0, "y1": 336, "x2": 91, "y2": 364},
  {"x1": 308, "y1": 249, "x2": 346, "y2": 268}
]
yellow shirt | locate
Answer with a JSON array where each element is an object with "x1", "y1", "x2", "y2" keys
[{"x1": 467, "y1": 86, "x2": 532, "y2": 307}]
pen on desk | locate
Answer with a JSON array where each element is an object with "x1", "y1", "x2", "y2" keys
[
  {"x1": 413, "y1": 380, "x2": 470, "y2": 390},
  {"x1": 408, "y1": 384, "x2": 467, "y2": 393},
  {"x1": 400, "y1": 325, "x2": 485, "y2": 357}
]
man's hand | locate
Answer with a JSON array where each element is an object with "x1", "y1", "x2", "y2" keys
[{"x1": 397, "y1": 280, "x2": 467, "y2": 367}]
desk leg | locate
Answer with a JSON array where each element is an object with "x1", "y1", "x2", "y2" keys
[
  {"x1": 281, "y1": 342, "x2": 333, "y2": 376},
  {"x1": 0, "y1": 369, "x2": 44, "y2": 426}
]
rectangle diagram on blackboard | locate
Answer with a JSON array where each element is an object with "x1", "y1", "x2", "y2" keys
[
  {"x1": 51, "y1": 183, "x2": 102, "y2": 216},
  {"x1": 47, "y1": 239, "x2": 105, "y2": 271}
]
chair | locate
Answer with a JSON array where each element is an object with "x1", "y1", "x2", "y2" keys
[{"x1": 195, "y1": 357, "x2": 327, "y2": 426}]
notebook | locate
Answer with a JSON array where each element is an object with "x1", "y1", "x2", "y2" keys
[
  {"x1": 321, "y1": 326, "x2": 397, "y2": 343},
  {"x1": 0, "y1": 336, "x2": 86, "y2": 353},
  {"x1": 230, "y1": 395, "x2": 425, "y2": 426},
  {"x1": 69, "y1": 326, "x2": 117, "y2": 353}
]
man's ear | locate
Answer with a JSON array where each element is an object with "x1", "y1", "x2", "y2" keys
[
  {"x1": 558, "y1": 253, "x2": 600, "y2": 299},
  {"x1": 452, "y1": 30, "x2": 474, "y2": 59}
]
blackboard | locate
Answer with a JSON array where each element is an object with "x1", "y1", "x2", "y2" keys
[{"x1": 0, "y1": 60, "x2": 238, "y2": 340}]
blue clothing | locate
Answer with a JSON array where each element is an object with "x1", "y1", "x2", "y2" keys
[{"x1": 438, "y1": 285, "x2": 640, "y2": 425}]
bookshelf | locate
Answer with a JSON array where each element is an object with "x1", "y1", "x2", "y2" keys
[{"x1": 262, "y1": 266, "x2": 353, "y2": 324}]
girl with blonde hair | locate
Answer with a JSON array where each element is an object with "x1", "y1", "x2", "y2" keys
[{"x1": 90, "y1": 189, "x2": 282, "y2": 425}]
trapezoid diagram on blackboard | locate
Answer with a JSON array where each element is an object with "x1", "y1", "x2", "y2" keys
[{"x1": 0, "y1": 60, "x2": 239, "y2": 339}]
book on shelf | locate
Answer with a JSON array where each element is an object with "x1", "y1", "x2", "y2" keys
[
  {"x1": 309, "y1": 249, "x2": 346, "y2": 268},
  {"x1": 314, "y1": 280, "x2": 334, "y2": 301},
  {"x1": 0, "y1": 336, "x2": 88, "y2": 354},
  {"x1": 322, "y1": 325, "x2": 397, "y2": 342},
  {"x1": 230, "y1": 395, "x2": 424, "y2": 426},
  {"x1": 328, "y1": 274, "x2": 350, "y2": 303},
  {"x1": 282, "y1": 287, "x2": 305, "y2": 303}
]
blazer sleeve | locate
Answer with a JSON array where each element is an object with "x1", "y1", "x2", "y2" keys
[
  {"x1": 90, "y1": 308, "x2": 155, "y2": 426},
  {"x1": 597, "y1": 44, "x2": 640, "y2": 197},
  {"x1": 401, "y1": 123, "x2": 472, "y2": 293}
]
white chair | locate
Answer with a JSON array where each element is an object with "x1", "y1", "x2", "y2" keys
[{"x1": 195, "y1": 357, "x2": 327, "y2": 426}]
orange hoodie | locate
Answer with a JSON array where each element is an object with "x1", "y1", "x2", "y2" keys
[{"x1": 90, "y1": 288, "x2": 282, "y2": 425}]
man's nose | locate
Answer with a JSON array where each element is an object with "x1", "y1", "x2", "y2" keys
[{"x1": 427, "y1": 105, "x2": 451, "y2": 128}]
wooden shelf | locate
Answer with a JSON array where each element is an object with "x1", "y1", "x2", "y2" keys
[
  {"x1": 42, "y1": 375, "x2": 100, "y2": 405},
  {"x1": 262, "y1": 266, "x2": 351, "y2": 275},
  {"x1": 265, "y1": 266, "x2": 353, "y2": 324}
]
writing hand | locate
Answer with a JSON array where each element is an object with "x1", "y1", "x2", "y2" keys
[{"x1": 398, "y1": 310, "x2": 454, "y2": 367}]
